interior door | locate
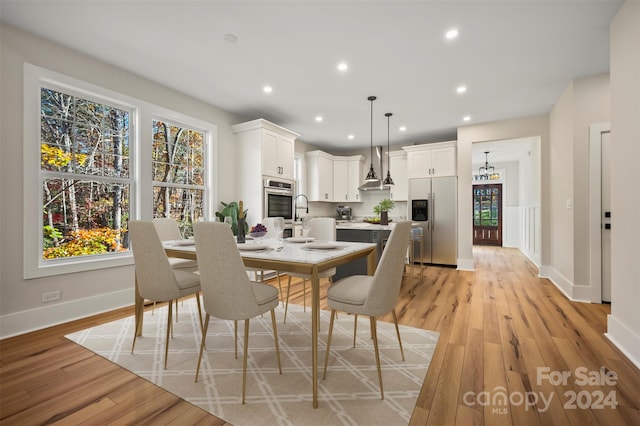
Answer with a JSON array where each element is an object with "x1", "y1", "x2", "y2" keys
[
  {"x1": 601, "y1": 131, "x2": 612, "y2": 302},
  {"x1": 473, "y1": 184, "x2": 502, "y2": 246}
]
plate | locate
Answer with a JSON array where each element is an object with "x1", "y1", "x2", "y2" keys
[
  {"x1": 172, "y1": 239, "x2": 195, "y2": 246},
  {"x1": 286, "y1": 236, "x2": 315, "y2": 243},
  {"x1": 237, "y1": 243, "x2": 269, "y2": 251},
  {"x1": 305, "y1": 241, "x2": 340, "y2": 250}
]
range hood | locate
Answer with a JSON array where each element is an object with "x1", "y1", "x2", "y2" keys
[{"x1": 358, "y1": 146, "x2": 387, "y2": 191}]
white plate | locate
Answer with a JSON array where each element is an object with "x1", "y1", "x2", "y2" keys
[
  {"x1": 172, "y1": 239, "x2": 195, "y2": 246},
  {"x1": 237, "y1": 243, "x2": 269, "y2": 251},
  {"x1": 286, "y1": 236, "x2": 315, "y2": 243},
  {"x1": 305, "y1": 241, "x2": 340, "y2": 250}
]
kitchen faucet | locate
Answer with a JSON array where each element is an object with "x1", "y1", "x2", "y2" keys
[{"x1": 294, "y1": 193, "x2": 309, "y2": 222}]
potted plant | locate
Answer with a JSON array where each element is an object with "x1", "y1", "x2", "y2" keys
[
  {"x1": 373, "y1": 198, "x2": 395, "y2": 225},
  {"x1": 215, "y1": 201, "x2": 249, "y2": 236}
]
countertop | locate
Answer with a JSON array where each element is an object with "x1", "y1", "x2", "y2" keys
[{"x1": 335, "y1": 221, "x2": 395, "y2": 231}]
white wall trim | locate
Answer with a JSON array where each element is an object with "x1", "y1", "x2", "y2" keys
[
  {"x1": 589, "y1": 122, "x2": 611, "y2": 303},
  {"x1": 457, "y1": 258, "x2": 475, "y2": 271},
  {"x1": 606, "y1": 314, "x2": 640, "y2": 370},
  {"x1": 539, "y1": 265, "x2": 592, "y2": 303},
  {"x1": 0, "y1": 288, "x2": 133, "y2": 339}
]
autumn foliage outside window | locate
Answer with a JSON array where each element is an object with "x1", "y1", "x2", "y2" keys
[
  {"x1": 40, "y1": 87, "x2": 130, "y2": 260},
  {"x1": 152, "y1": 120, "x2": 205, "y2": 237}
]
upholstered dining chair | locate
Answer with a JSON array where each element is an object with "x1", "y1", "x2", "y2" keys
[
  {"x1": 193, "y1": 221, "x2": 282, "y2": 404},
  {"x1": 283, "y1": 217, "x2": 336, "y2": 323},
  {"x1": 244, "y1": 217, "x2": 284, "y2": 294},
  {"x1": 152, "y1": 217, "x2": 198, "y2": 272},
  {"x1": 322, "y1": 220, "x2": 411, "y2": 399},
  {"x1": 128, "y1": 220, "x2": 203, "y2": 369}
]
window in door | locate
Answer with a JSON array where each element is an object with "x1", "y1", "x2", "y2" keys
[{"x1": 473, "y1": 184, "x2": 502, "y2": 246}]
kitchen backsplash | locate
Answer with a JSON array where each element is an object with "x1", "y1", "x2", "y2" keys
[{"x1": 307, "y1": 190, "x2": 408, "y2": 221}]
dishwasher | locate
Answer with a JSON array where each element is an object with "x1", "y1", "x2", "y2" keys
[{"x1": 335, "y1": 228, "x2": 391, "y2": 281}]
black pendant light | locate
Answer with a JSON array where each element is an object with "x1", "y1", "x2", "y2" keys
[
  {"x1": 364, "y1": 96, "x2": 378, "y2": 182},
  {"x1": 383, "y1": 112, "x2": 395, "y2": 186},
  {"x1": 479, "y1": 151, "x2": 495, "y2": 179}
]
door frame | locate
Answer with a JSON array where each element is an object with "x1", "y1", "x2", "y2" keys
[{"x1": 589, "y1": 122, "x2": 610, "y2": 303}]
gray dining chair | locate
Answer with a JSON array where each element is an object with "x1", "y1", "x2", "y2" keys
[
  {"x1": 244, "y1": 217, "x2": 284, "y2": 294},
  {"x1": 283, "y1": 217, "x2": 336, "y2": 323},
  {"x1": 193, "y1": 221, "x2": 282, "y2": 404},
  {"x1": 322, "y1": 220, "x2": 411, "y2": 399},
  {"x1": 128, "y1": 220, "x2": 203, "y2": 369},
  {"x1": 152, "y1": 217, "x2": 198, "y2": 272}
]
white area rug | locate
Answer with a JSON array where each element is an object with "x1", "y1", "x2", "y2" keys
[{"x1": 66, "y1": 298, "x2": 439, "y2": 426}]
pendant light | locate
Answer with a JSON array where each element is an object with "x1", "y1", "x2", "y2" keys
[
  {"x1": 479, "y1": 151, "x2": 495, "y2": 179},
  {"x1": 383, "y1": 112, "x2": 395, "y2": 186},
  {"x1": 364, "y1": 96, "x2": 378, "y2": 182}
]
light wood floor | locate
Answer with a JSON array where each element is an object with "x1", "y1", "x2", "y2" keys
[{"x1": 1, "y1": 246, "x2": 638, "y2": 425}]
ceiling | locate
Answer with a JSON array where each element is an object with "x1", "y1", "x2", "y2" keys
[{"x1": 1, "y1": 0, "x2": 621, "y2": 153}]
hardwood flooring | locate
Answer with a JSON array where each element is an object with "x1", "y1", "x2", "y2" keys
[{"x1": 1, "y1": 246, "x2": 638, "y2": 425}]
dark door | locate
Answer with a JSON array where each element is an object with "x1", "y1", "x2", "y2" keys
[{"x1": 473, "y1": 184, "x2": 502, "y2": 246}]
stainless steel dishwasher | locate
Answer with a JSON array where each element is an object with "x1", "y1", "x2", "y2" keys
[{"x1": 335, "y1": 228, "x2": 391, "y2": 281}]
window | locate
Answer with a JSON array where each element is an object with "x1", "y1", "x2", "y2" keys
[
  {"x1": 40, "y1": 87, "x2": 131, "y2": 261},
  {"x1": 24, "y1": 64, "x2": 216, "y2": 278},
  {"x1": 152, "y1": 119, "x2": 205, "y2": 237}
]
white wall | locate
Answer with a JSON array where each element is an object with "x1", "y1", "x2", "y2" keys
[
  {"x1": 0, "y1": 24, "x2": 247, "y2": 337},
  {"x1": 547, "y1": 74, "x2": 611, "y2": 300},
  {"x1": 607, "y1": 0, "x2": 640, "y2": 368}
]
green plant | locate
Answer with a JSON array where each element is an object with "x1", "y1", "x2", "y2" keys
[
  {"x1": 373, "y1": 198, "x2": 395, "y2": 216},
  {"x1": 215, "y1": 201, "x2": 248, "y2": 236}
]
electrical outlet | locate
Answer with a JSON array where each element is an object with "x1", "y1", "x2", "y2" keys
[{"x1": 42, "y1": 290, "x2": 61, "y2": 303}]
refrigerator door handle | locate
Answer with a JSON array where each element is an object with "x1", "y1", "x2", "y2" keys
[{"x1": 430, "y1": 193, "x2": 434, "y2": 231}]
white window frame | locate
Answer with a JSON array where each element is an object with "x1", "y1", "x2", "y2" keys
[{"x1": 23, "y1": 64, "x2": 216, "y2": 279}]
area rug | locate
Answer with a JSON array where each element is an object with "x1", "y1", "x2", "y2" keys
[{"x1": 66, "y1": 298, "x2": 439, "y2": 425}]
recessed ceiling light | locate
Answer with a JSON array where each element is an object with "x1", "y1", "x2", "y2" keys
[
  {"x1": 399, "y1": 126, "x2": 406, "y2": 132},
  {"x1": 224, "y1": 33, "x2": 238, "y2": 44},
  {"x1": 263, "y1": 85, "x2": 273, "y2": 93},
  {"x1": 456, "y1": 85, "x2": 467, "y2": 94},
  {"x1": 463, "y1": 116, "x2": 471, "y2": 122},
  {"x1": 348, "y1": 134, "x2": 354, "y2": 140},
  {"x1": 315, "y1": 116, "x2": 323, "y2": 123},
  {"x1": 337, "y1": 62, "x2": 348, "y2": 72},
  {"x1": 445, "y1": 29, "x2": 459, "y2": 40}
]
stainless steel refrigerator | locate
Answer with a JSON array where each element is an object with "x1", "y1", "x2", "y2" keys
[{"x1": 409, "y1": 176, "x2": 457, "y2": 266}]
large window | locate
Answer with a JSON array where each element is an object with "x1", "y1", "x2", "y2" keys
[
  {"x1": 40, "y1": 88, "x2": 131, "y2": 260},
  {"x1": 24, "y1": 64, "x2": 216, "y2": 278},
  {"x1": 152, "y1": 119, "x2": 205, "y2": 237}
]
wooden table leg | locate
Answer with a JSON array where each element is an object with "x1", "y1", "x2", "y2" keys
[{"x1": 367, "y1": 247, "x2": 377, "y2": 276}]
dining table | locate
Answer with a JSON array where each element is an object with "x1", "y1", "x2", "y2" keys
[{"x1": 134, "y1": 236, "x2": 377, "y2": 408}]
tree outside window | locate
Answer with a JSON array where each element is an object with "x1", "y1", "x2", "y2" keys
[
  {"x1": 40, "y1": 88, "x2": 130, "y2": 260},
  {"x1": 152, "y1": 120, "x2": 205, "y2": 237}
]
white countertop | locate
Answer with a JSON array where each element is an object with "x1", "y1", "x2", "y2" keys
[{"x1": 335, "y1": 221, "x2": 396, "y2": 231}]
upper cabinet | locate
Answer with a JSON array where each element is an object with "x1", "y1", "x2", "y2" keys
[
  {"x1": 307, "y1": 151, "x2": 364, "y2": 202},
  {"x1": 388, "y1": 150, "x2": 408, "y2": 201},
  {"x1": 232, "y1": 119, "x2": 298, "y2": 181},
  {"x1": 404, "y1": 141, "x2": 457, "y2": 178}
]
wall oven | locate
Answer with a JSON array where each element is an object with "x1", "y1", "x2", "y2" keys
[{"x1": 263, "y1": 179, "x2": 294, "y2": 238}]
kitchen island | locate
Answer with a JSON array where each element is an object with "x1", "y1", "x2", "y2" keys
[{"x1": 335, "y1": 221, "x2": 392, "y2": 280}]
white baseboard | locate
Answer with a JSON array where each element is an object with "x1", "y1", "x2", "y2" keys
[
  {"x1": 0, "y1": 288, "x2": 134, "y2": 339},
  {"x1": 457, "y1": 258, "x2": 475, "y2": 271},
  {"x1": 538, "y1": 266, "x2": 591, "y2": 303},
  {"x1": 606, "y1": 314, "x2": 640, "y2": 370}
]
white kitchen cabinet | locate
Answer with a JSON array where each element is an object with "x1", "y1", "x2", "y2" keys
[
  {"x1": 232, "y1": 119, "x2": 299, "y2": 225},
  {"x1": 333, "y1": 159, "x2": 348, "y2": 202},
  {"x1": 404, "y1": 141, "x2": 457, "y2": 178},
  {"x1": 346, "y1": 156, "x2": 364, "y2": 202},
  {"x1": 307, "y1": 152, "x2": 364, "y2": 202},
  {"x1": 306, "y1": 151, "x2": 334, "y2": 201},
  {"x1": 232, "y1": 119, "x2": 298, "y2": 181},
  {"x1": 388, "y1": 150, "x2": 408, "y2": 201}
]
